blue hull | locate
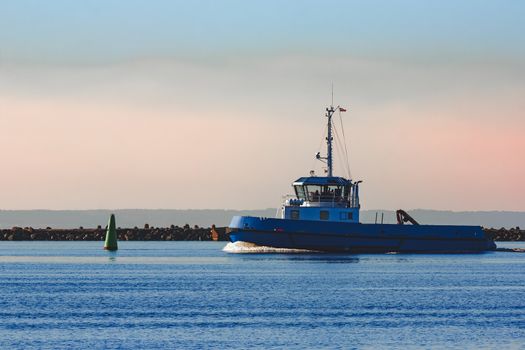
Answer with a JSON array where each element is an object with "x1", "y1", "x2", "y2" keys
[{"x1": 228, "y1": 216, "x2": 496, "y2": 253}]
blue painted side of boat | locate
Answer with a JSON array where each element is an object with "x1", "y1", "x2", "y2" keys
[{"x1": 228, "y1": 216, "x2": 496, "y2": 253}]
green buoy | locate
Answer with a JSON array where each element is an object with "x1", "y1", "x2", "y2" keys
[{"x1": 104, "y1": 214, "x2": 118, "y2": 251}]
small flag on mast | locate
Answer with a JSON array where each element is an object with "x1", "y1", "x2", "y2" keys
[{"x1": 339, "y1": 107, "x2": 347, "y2": 112}]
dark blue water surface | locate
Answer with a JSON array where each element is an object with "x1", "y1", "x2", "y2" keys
[{"x1": 0, "y1": 241, "x2": 524, "y2": 349}]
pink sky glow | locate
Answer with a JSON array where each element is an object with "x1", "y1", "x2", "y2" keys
[{"x1": 1, "y1": 58, "x2": 524, "y2": 210}]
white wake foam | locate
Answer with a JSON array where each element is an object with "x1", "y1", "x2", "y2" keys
[{"x1": 222, "y1": 241, "x2": 315, "y2": 254}]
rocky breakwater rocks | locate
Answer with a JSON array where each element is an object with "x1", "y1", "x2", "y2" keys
[
  {"x1": 0, "y1": 224, "x2": 229, "y2": 241},
  {"x1": 484, "y1": 227, "x2": 524, "y2": 241}
]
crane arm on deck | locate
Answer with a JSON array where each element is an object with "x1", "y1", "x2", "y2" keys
[{"x1": 396, "y1": 210, "x2": 419, "y2": 225}]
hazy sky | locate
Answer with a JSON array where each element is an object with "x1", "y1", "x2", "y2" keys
[{"x1": 1, "y1": 0, "x2": 524, "y2": 210}]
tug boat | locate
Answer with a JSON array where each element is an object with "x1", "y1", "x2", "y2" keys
[{"x1": 228, "y1": 105, "x2": 496, "y2": 253}]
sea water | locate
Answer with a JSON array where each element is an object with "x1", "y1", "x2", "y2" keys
[{"x1": 0, "y1": 241, "x2": 524, "y2": 349}]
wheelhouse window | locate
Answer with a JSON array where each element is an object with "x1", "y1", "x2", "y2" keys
[
  {"x1": 306, "y1": 185, "x2": 347, "y2": 202},
  {"x1": 343, "y1": 186, "x2": 351, "y2": 202},
  {"x1": 294, "y1": 185, "x2": 307, "y2": 201}
]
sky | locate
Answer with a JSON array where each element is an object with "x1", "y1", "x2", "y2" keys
[{"x1": 1, "y1": 0, "x2": 524, "y2": 211}]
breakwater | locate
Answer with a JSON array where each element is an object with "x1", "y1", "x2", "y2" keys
[
  {"x1": 0, "y1": 225, "x2": 229, "y2": 241},
  {"x1": 0, "y1": 226, "x2": 522, "y2": 241},
  {"x1": 484, "y1": 227, "x2": 524, "y2": 241}
]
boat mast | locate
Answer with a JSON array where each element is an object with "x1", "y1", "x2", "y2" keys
[{"x1": 326, "y1": 106, "x2": 335, "y2": 177}]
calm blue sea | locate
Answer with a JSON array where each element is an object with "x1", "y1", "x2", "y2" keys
[{"x1": 0, "y1": 241, "x2": 524, "y2": 349}]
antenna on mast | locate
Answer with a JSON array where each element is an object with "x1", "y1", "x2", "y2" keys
[
  {"x1": 331, "y1": 82, "x2": 334, "y2": 107},
  {"x1": 315, "y1": 85, "x2": 336, "y2": 177}
]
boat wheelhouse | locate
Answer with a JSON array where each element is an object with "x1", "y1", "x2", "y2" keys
[{"x1": 282, "y1": 176, "x2": 360, "y2": 223}]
